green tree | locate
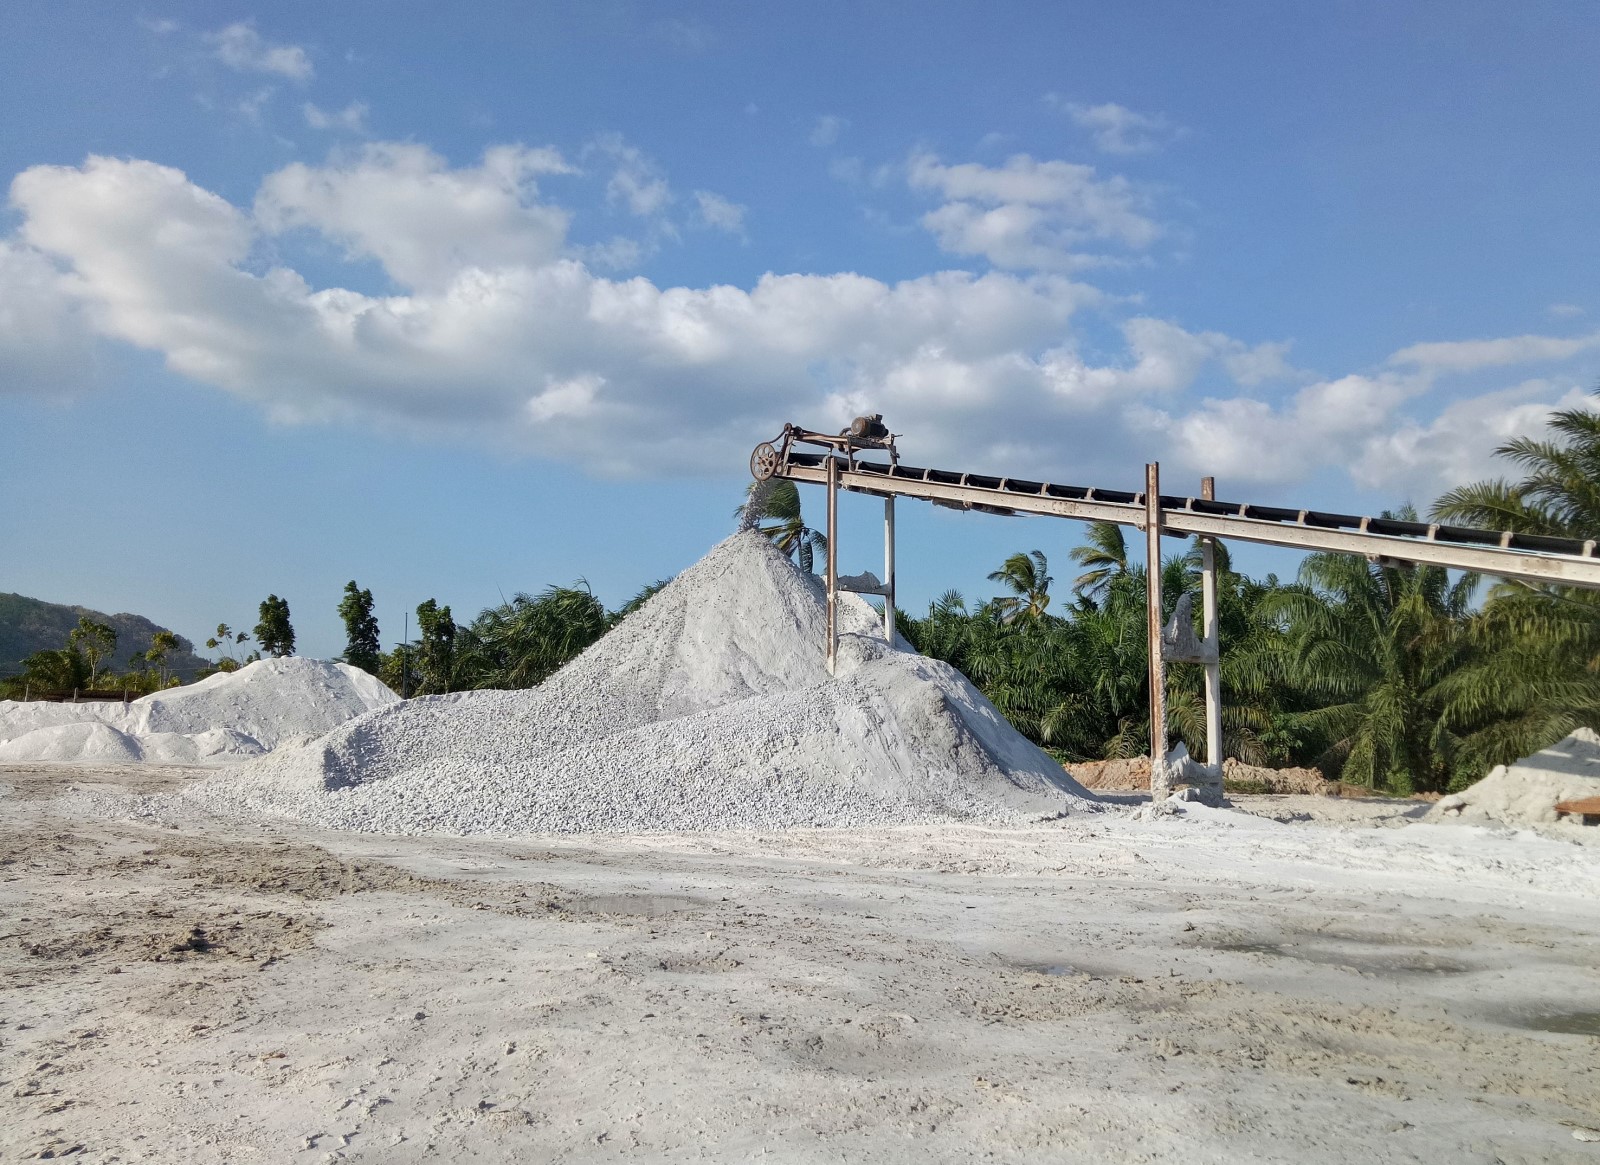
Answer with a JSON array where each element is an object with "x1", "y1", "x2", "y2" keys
[
  {"x1": 1242, "y1": 527, "x2": 1476, "y2": 794},
  {"x1": 205, "y1": 623, "x2": 251, "y2": 671},
  {"x1": 338, "y1": 581, "x2": 382, "y2": 674},
  {"x1": 1, "y1": 647, "x2": 90, "y2": 697},
  {"x1": 1429, "y1": 393, "x2": 1600, "y2": 778},
  {"x1": 1067, "y1": 522, "x2": 1130, "y2": 608},
  {"x1": 454, "y1": 583, "x2": 609, "y2": 689},
  {"x1": 140, "y1": 629, "x2": 179, "y2": 686},
  {"x1": 254, "y1": 596, "x2": 295, "y2": 658},
  {"x1": 68, "y1": 616, "x2": 116, "y2": 687},
  {"x1": 415, "y1": 599, "x2": 457, "y2": 694},
  {"x1": 735, "y1": 479, "x2": 828, "y2": 572},
  {"x1": 987, "y1": 550, "x2": 1053, "y2": 623}
]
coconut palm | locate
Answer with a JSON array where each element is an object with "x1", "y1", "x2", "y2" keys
[
  {"x1": 1067, "y1": 521, "x2": 1130, "y2": 607},
  {"x1": 987, "y1": 550, "x2": 1054, "y2": 623},
  {"x1": 735, "y1": 479, "x2": 827, "y2": 572}
]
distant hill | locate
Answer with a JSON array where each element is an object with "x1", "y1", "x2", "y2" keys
[{"x1": 0, "y1": 592, "x2": 212, "y2": 681}]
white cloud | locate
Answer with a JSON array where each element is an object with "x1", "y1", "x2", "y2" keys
[
  {"x1": 589, "y1": 135, "x2": 672, "y2": 218},
  {"x1": 1352, "y1": 380, "x2": 1594, "y2": 497},
  {"x1": 254, "y1": 143, "x2": 575, "y2": 291},
  {"x1": 1388, "y1": 330, "x2": 1600, "y2": 371},
  {"x1": 303, "y1": 100, "x2": 369, "y2": 133},
  {"x1": 1549, "y1": 303, "x2": 1585, "y2": 319},
  {"x1": 693, "y1": 191, "x2": 746, "y2": 236},
  {"x1": 236, "y1": 87, "x2": 275, "y2": 124},
  {"x1": 1047, "y1": 97, "x2": 1181, "y2": 155},
  {"x1": 204, "y1": 23, "x2": 313, "y2": 82},
  {"x1": 809, "y1": 116, "x2": 847, "y2": 147},
  {"x1": 1134, "y1": 373, "x2": 1422, "y2": 485},
  {"x1": 908, "y1": 152, "x2": 1160, "y2": 271},
  {"x1": 0, "y1": 241, "x2": 97, "y2": 394},
  {"x1": 7, "y1": 147, "x2": 1594, "y2": 500}
]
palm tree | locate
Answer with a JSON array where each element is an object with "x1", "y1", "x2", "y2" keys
[
  {"x1": 1068, "y1": 522, "x2": 1129, "y2": 608},
  {"x1": 1432, "y1": 398, "x2": 1600, "y2": 538},
  {"x1": 988, "y1": 550, "x2": 1053, "y2": 623},
  {"x1": 1241, "y1": 526, "x2": 1476, "y2": 793},
  {"x1": 1430, "y1": 394, "x2": 1600, "y2": 778},
  {"x1": 735, "y1": 480, "x2": 827, "y2": 572},
  {"x1": 454, "y1": 583, "x2": 610, "y2": 690}
]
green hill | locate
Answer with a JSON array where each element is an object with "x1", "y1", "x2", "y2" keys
[{"x1": 0, "y1": 592, "x2": 211, "y2": 681}]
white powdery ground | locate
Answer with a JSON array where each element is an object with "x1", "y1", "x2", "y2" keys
[
  {"x1": 0, "y1": 658, "x2": 397, "y2": 764},
  {"x1": 182, "y1": 532, "x2": 1095, "y2": 835}
]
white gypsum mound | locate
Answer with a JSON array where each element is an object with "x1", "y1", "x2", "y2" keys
[
  {"x1": 180, "y1": 531, "x2": 1095, "y2": 834},
  {"x1": 0, "y1": 658, "x2": 398, "y2": 764},
  {"x1": 1429, "y1": 727, "x2": 1600, "y2": 834}
]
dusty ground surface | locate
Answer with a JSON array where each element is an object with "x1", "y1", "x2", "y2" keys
[{"x1": 3, "y1": 763, "x2": 1599, "y2": 1163}]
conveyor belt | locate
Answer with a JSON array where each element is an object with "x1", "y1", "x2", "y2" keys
[{"x1": 773, "y1": 451, "x2": 1600, "y2": 590}]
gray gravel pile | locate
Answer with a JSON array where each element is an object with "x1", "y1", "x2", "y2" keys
[{"x1": 178, "y1": 531, "x2": 1093, "y2": 834}]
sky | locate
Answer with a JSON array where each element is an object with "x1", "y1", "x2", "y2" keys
[{"x1": 2, "y1": 1, "x2": 1599, "y2": 660}]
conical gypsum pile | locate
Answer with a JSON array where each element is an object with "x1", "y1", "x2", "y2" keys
[{"x1": 179, "y1": 531, "x2": 1094, "y2": 834}]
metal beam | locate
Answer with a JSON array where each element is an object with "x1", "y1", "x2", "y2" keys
[{"x1": 772, "y1": 456, "x2": 1600, "y2": 591}]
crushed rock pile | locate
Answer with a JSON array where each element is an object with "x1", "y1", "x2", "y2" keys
[
  {"x1": 1430, "y1": 728, "x2": 1600, "y2": 838},
  {"x1": 179, "y1": 531, "x2": 1095, "y2": 835},
  {"x1": 0, "y1": 658, "x2": 397, "y2": 765}
]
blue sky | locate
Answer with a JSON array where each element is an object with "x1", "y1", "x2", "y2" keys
[{"x1": 3, "y1": 2, "x2": 1598, "y2": 659}]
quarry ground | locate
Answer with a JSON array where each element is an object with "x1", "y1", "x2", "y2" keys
[{"x1": 3, "y1": 764, "x2": 1599, "y2": 1164}]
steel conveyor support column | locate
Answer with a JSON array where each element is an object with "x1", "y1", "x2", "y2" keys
[
  {"x1": 826, "y1": 454, "x2": 839, "y2": 675},
  {"x1": 1146, "y1": 463, "x2": 1171, "y2": 802},
  {"x1": 884, "y1": 497, "x2": 896, "y2": 644},
  {"x1": 1201, "y1": 476, "x2": 1224, "y2": 794}
]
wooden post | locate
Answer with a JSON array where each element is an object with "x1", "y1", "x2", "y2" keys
[
  {"x1": 826, "y1": 454, "x2": 839, "y2": 674},
  {"x1": 883, "y1": 497, "x2": 896, "y2": 644},
  {"x1": 1200, "y1": 476, "x2": 1223, "y2": 795},
  {"x1": 1146, "y1": 463, "x2": 1171, "y2": 801}
]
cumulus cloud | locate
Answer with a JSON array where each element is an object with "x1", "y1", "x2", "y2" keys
[
  {"x1": 1135, "y1": 373, "x2": 1418, "y2": 485},
  {"x1": 1047, "y1": 98, "x2": 1181, "y2": 155},
  {"x1": 203, "y1": 22, "x2": 313, "y2": 82},
  {"x1": 0, "y1": 241, "x2": 97, "y2": 394},
  {"x1": 254, "y1": 143, "x2": 575, "y2": 291},
  {"x1": 303, "y1": 100, "x2": 369, "y2": 133},
  {"x1": 1352, "y1": 380, "x2": 1595, "y2": 497},
  {"x1": 5, "y1": 146, "x2": 1592, "y2": 498},
  {"x1": 908, "y1": 152, "x2": 1160, "y2": 270},
  {"x1": 1388, "y1": 330, "x2": 1600, "y2": 371}
]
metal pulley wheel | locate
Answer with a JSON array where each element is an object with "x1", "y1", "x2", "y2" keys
[{"x1": 750, "y1": 442, "x2": 780, "y2": 480}]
